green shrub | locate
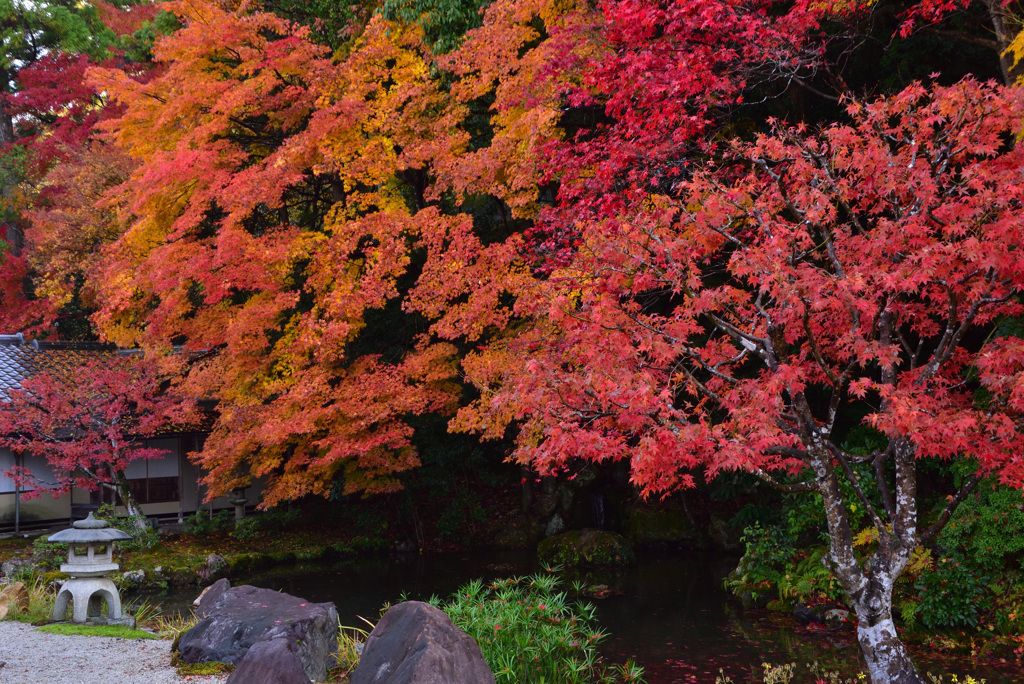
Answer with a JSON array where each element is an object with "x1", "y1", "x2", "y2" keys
[
  {"x1": 776, "y1": 548, "x2": 845, "y2": 604},
  {"x1": 436, "y1": 486, "x2": 486, "y2": 541},
  {"x1": 915, "y1": 556, "x2": 989, "y2": 629},
  {"x1": 350, "y1": 535, "x2": 388, "y2": 553},
  {"x1": 937, "y1": 480, "x2": 1024, "y2": 573},
  {"x1": 231, "y1": 517, "x2": 261, "y2": 541},
  {"x1": 725, "y1": 523, "x2": 795, "y2": 602},
  {"x1": 184, "y1": 509, "x2": 234, "y2": 536},
  {"x1": 229, "y1": 506, "x2": 300, "y2": 541},
  {"x1": 39, "y1": 571, "x2": 69, "y2": 586},
  {"x1": 432, "y1": 574, "x2": 644, "y2": 684},
  {"x1": 94, "y1": 504, "x2": 159, "y2": 552},
  {"x1": 32, "y1": 537, "x2": 67, "y2": 571}
]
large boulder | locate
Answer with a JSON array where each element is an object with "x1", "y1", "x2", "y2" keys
[
  {"x1": 177, "y1": 581, "x2": 338, "y2": 683},
  {"x1": 194, "y1": 577, "x2": 231, "y2": 613},
  {"x1": 227, "y1": 637, "x2": 311, "y2": 684},
  {"x1": 537, "y1": 529, "x2": 635, "y2": 567},
  {"x1": 349, "y1": 601, "x2": 495, "y2": 684},
  {"x1": 0, "y1": 582, "x2": 29, "y2": 612}
]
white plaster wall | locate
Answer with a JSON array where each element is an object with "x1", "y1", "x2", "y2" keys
[{"x1": 0, "y1": 448, "x2": 15, "y2": 494}]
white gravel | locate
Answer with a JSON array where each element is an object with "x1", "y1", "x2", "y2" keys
[{"x1": 0, "y1": 621, "x2": 228, "y2": 684}]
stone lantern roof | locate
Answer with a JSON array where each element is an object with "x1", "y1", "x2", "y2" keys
[
  {"x1": 49, "y1": 513, "x2": 132, "y2": 578},
  {"x1": 49, "y1": 513, "x2": 133, "y2": 545}
]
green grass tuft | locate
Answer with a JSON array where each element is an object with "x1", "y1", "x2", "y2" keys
[{"x1": 173, "y1": 659, "x2": 235, "y2": 676}]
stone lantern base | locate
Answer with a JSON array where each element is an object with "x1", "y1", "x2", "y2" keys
[
  {"x1": 47, "y1": 512, "x2": 136, "y2": 627},
  {"x1": 52, "y1": 577, "x2": 133, "y2": 626}
]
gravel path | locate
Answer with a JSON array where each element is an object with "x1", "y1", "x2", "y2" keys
[{"x1": 0, "y1": 622, "x2": 228, "y2": 684}]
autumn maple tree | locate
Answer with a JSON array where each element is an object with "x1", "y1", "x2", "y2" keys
[
  {"x1": 7, "y1": 0, "x2": 1024, "y2": 679},
  {"x1": 451, "y1": 76, "x2": 1024, "y2": 682},
  {"x1": 410, "y1": 1, "x2": 1024, "y2": 681},
  {"x1": 0, "y1": 354, "x2": 196, "y2": 532},
  {"x1": 74, "y1": 0, "x2": 472, "y2": 504}
]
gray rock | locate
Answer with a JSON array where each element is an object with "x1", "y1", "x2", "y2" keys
[
  {"x1": 194, "y1": 578, "x2": 231, "y2": 614},
  {"x1": 120, "y1": 569, "x2": 146, "y2": 589},
  {"x1": 537, "y1": 529, "x2": 635, "y2": 567},
  {"x1": 544, "y1": 513, "x2": 566, "y2": 538},
  {"x1": 198, "y1": 554, "x2": 229, "y2": 581},
  {"x1": 821, "y1": 608, "x2": 851, "y2": 628},
  {"x1": 350, "y1": 601, "x2": 494, "y2": 684},
  {"x1": 1, "y1": 560, "x2": 34, "y2": 579},
  {"x1": 793, "y1": 602, "x2": 815, "y2": 624},
  {"x1": 205, "y1": 554, "x2": 228, "y2": 574},
  {"x1": 227, "y1": 637, "x2": 309, "y2": 684},
  {"x1": 793, "y1": 602, "x2": 851, "y2": 629},
  {"x1": 177, "y1": 582, "x2": 337, "y2": 682}
]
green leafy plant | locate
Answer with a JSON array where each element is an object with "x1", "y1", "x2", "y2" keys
[
  {"x1": 32, "y1": 537, "x2": 67, "y2": 571},
  {"x1": 714, "y1": 662, "x2": 864, "y2": 684},
  {"x1": 230, "y1": 516, "x2": 262, "y2": 541},
  {"x1": 124, "y1": 596, "x2": 161, "y2": 626},
  {"x1": 899, "y1": 599, "x2": 920, "y2": 630},
  {"x1": 937, "y1": 479, "x2": 1024, "y2": 573},
  {"x1": 725, "y1": 523, "x2": 795, "y2": 603},
  {"x1": 776, "y1": 548, "x2": 845, "y2": 604},
  {"x1": 230, "y1": 506, "x2": 300, "y2": 541},
  {"x1": 436, "y1": 486, "x2": 487, "y2": 541},
  {"x1": 184, "y1": 509, "x2": 234, "y2": 537},
  {"x1": 432, "y1": 574, "x2": 644, "y2": 684},
  {"x1": 329, "y1": 618, "x2": 374, "y2": 681},
  {"x1": 915, "y1": 557, "x2": 990, "y2": 630},
  {"x1": 95, "y1": 503, "x2": 159, "y2": 552}
]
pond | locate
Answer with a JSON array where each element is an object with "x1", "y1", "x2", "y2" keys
[{"x1": 144, "y1": 549, "x2": 1020, "y2": 683}]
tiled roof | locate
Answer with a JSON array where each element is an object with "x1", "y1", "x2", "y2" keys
[
  {"x1": 0, "y1": 333, "x2": 118, "y2": 401},
  {"x1": 0, "y1": 333, "x2": 215, "y2": 433}
]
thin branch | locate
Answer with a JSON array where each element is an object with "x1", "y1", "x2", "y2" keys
[
  {"x1": 832, "y1": 446, "x2": 887, "y2": 531},
  {"x1": 920, "y1": 473, "x2": 983, "y2": 542},
  {"x1": 748, "y1": 464, "x2": 817, "y2": 493}
]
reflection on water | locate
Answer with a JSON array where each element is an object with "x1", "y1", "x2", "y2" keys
[{"x1": 142, "y1": 549, "x2": 1021, "y2": 683}]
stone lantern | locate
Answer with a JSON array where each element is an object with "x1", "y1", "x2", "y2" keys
[
  {"x1": 48, "y1": 513, "x2": 134, "y2": 625},
  {"x1": 229, "y1": 487, "x2": 248, "y2": 521}
]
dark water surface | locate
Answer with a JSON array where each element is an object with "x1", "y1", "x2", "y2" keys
[{"x1": 146, "y1": 549, "x2": 1021, "y2": 683}]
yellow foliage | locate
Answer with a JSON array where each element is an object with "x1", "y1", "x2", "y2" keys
[{"x1": 1006, "y1": 27, "x2": 1024, "y2": 73}]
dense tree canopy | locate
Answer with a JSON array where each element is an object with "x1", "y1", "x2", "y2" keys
[{"x1": 3, "y1": 1, "x2": 1024, "y2": 680}]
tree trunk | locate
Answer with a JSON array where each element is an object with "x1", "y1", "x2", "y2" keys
[
  {"x1": 852, "y1": 584, "x2": 926, "y2": 684},
  {"x1": 112, "y1": 469, "x2": 150, "y2": 535},
  {"x1": 810, "y1": 441, "x2": 925, "y2": 684},
  {"x1": 0, "y1": 71, "x2": 14, "y2": 145},
  {"x1": 983, "y1": 0, "x2": 1023, "y2": 85}
]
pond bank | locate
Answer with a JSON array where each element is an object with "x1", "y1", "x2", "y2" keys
[{"x1": 136, "y1": 549, "x2": 1024, "y2": 684}]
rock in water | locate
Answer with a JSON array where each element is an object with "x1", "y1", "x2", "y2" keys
[
  {"x1": 349, "y1": 601, "x2": 495, "y2": 684},
  {"x1": 177, "y1": 582, "x2": 338, "y2": 682},
  {"x1": 537, "y1": 529, "x2": 635, "y2": 567}
]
